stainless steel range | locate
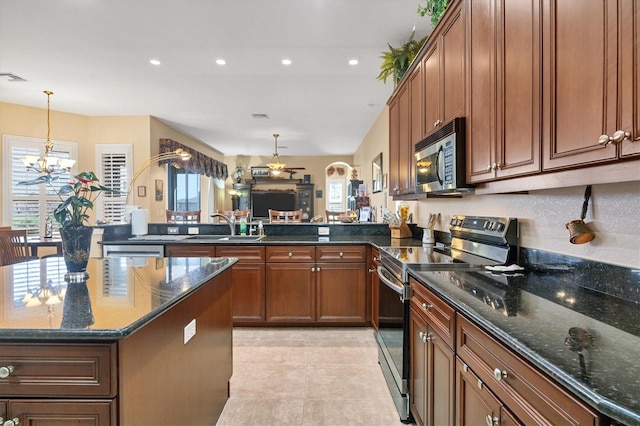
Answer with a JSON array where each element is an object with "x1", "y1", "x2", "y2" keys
[{"x1": 375, "y1": 215, "x2": 519, "y2": 422}]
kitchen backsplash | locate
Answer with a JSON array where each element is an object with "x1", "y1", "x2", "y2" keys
[{"x1": 413, "y1": 181, "x2": 640, "y2": 268}]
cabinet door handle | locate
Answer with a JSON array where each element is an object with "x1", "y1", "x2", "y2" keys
[
  {"x1": 493, "y1": 368, "x2": 508, "y2": 381},
  {"x1": 599, "y1": 130, "x2": 631, "y2": 145},
  {"x1": 0, "y1": 365, "x2": 14, "y2": 378},
  {"x1": 3, "y1": 417, "x2": 19, "y2": 426},
  {"x1": 486, "y1": 414, "x2": 499, "y2": 426},
  {"x1": 421, "y1": 302, "x2": 432, "y2": 311}
]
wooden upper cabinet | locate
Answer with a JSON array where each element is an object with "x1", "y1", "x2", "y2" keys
[
  {"x1": 467, "y1": 0, "x2": 542, "y2": 183},
  {"x1": 424, "y1": 1, "x2": 465, "y2": 134},
  {"x1": 388, "y1": 97, "x2": 401, "y2": 197},
  {"x1": 410, "y1": 61, "x2": 425, "y2": 144},
  {"x1": 542, "y1": 0, "x2": 625, "y2": 169},
  {"x1": 619, "y1": 0, "x2": 640, "y2": 157}
]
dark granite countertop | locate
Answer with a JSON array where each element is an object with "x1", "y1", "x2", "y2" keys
[
  {"x1": 409, "y1": 263, "x2": 640, "y2": 425},
  {"x1": 0, "y1": 256, "x2": 236, "y2": 341}
]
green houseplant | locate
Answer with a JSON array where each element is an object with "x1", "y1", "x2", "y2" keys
[
  {"x1": 20, "y1": 171, "x2": 114, "y2": 272},
  {"x1": 417, "y1": 0, "x2": 449, "y2": 26},
  {"x1": 377, "y1": 31, "x2": 428, "y2": 85}
]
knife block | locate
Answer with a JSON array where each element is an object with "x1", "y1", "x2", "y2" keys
[{"x1": 390, "y1": 220, "x2": 413, "y2": 239}]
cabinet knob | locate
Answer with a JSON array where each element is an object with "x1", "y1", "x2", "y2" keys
[
  {"x1": 421, "y1": 302, "x2": 432, "y2": 311},
  {"x1": 434, "y1": 119, "x2": 442, "y2": 127},
  {"x1": 485, "y1": 164, "x2": 492, "y2": 171},
  {"x1": 373, "y1": 256, "x2": 379, "y2": 262},
  {"x1": 486, "y1": 414, "x2": 499, "y2": 426},
  {"x1": 0, "y1": 365, "x2": 14, "y2": 378},
  {"x1": 493, "y1": 368, "x2": 508, "y2": 381},
  {"x1": 3, "y1": 418, "x2": 19, "y2": 426},
  {"x1": 368, "y1": 268, "x2": 376, "y2": 273},
  {"x1": 419, "y1": 331, "x2": 432, "y2": 343},
  {"x1": 317, "y1": 267, "x2": 321, "y2": 272},
  {"x1": 339, "y1": 252, "x2": 344, "y2": 257},
  {"x1": 288, "y1": 252, "x2": 293, "y2": 257}
]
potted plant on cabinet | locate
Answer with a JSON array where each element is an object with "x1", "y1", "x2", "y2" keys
[
  {"x1": 417, "y1": 0, "x2": 449, "y2": 26},
  {"x1": 377, "y1": 31, "x2": 428, "y2": 86}
]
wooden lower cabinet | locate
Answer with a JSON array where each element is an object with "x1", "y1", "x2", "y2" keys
[
  {"x1": 456, "y1": 358, "x2": 521, "y2": 426},
  {"x1": 4, "y1": 400, "x2": 116, "y2": 425},
  {"x1": 165, "y1": 244, "x2": 216, "y2": 257},
  {"x1": 456, "y1": 314, "x2": 600, "y2": 425},
  {"x1": 216, "y1": 246, "x2": 266, "y2": 325},
  {"x1": 266, "y1": 261, "x2": 316, "y2": 323},
  {"x1": 316, "y1": 262, "x2": 367, "y2": 323},
  {"x1": 370, "y1": 247, "x2": 380, "y2": 330},
  {"x1": 409, "y1": 305, "x2": 455, "y2": 426}
]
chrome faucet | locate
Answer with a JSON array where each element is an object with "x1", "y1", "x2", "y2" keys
[{"x1": 211, "y1": 213, "x2": 236, "y2": 236}]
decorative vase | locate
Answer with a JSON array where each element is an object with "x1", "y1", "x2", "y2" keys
[
  {"x1": 60, "y1": 225, "x2": 94, "y2": 272},
  {"x1": 61, "y1": 281, "x2": 94, "y2": 329}
]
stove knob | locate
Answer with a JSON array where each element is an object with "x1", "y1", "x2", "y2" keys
[
  {"x1": 495, "y1": 222, "x2": 505, "y2": 232},
  {"x1": 450, "y1": 218, "x2": 457, "y2": 226},
  {"x1": 483, "y1": 221, "x2": 491, "y2": 230}
]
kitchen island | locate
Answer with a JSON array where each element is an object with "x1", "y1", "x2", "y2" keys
[{"x1": 0, "y1": 256, "x2": 236, "y2": 425}]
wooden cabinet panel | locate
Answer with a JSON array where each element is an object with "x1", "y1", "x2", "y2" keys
[
  {"x1": 467, "y1": 0, "x2": 541, "y2": 183},
  {"x1": 7, "y1": 399, "x2": 115, "y2": 425},
  {"x1": 370, "y1": 248, "x2": 380, "y2": 331},
  {"x1": 423, "y1": 43, "x2": 441, "y2": 133},
  {"x1": 216, "y1": 245, "x2": 265, "y2": 262},
  {"x1": 620, "y1": 0, "x2": 640, "y2": 157},
  {"x1": 228, "y1": 262, "x2": 265, "y2": 324},
  {"x1": 456, "y1": 314, "x2": 600, "y2": 425},
  {"x1": 397, "y1": 85, "x2": 411, "y2": 195},
  {"x1": 316, "y1": 245, "x2": 366, "y2": 262},
  {"x1": 456, "y1": 358, "x2": 521, "y2": 426},
  {"x1": 316, "y1": 263, "x2": 367, "y2": 323},
  {"x1": 410, "y1": 278, "x2": 455, "y2": 349},
  {"x1": 165, "y1": 244, "x2": 216, "y2": 257},
  {"x1": 388, "y1": 97, "x2": 401, "y2": 199},
  {"x1": 0, "y1": 344, "x2": 115, "y2": 398},
  {"x1": 542, "y1": 0, "x2": 619, "y2": 169},
  {"x1": 410, "y1": 307, "x2": 429, "y2": 426},
  {"x1": 266, "y1": 245, "x2": 315, "y2": 262},
  {"x1": 265, "y1": 262, "x2": 315, "y2": 323},
  {"x1": 441, "y1": 4, "x2": 465, "y2": 124},
  {"x1": 410, "y1": 61, "x2": 425, "y2": 144}
]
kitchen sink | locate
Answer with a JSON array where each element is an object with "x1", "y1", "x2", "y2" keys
[{"x1": 187, "y1": 235, "x2": 265, "y2": 242}]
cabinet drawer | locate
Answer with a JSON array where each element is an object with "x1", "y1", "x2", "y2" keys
[
  {"x1": 316, "y1": 245, "x2": 366, "y2": 262},
  {"x1": 165, "y1": 244, "x2": 216, "y2": 257},
  {"x1": 7, "y1": 399, "x2": 116, "y2": 425},
  {"x1": 216, "y1": 245, "x2": 265, "y2": 262},
  {"x1": 266, "y1": 246, "x2": 315, "y2": 262},
  {"x1": 456, "y1": 314, "x2": 600, "y2": 426},
  {"x1": 410, "y1": 277, "x2": 455, "y2": 349},
  {"x1": 0, "y1": 344, "x2": 116, "y2": 398}
]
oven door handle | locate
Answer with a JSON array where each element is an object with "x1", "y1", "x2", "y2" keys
[{"x1": 377, "y1": 266, "x2": 405, "y2": 299}]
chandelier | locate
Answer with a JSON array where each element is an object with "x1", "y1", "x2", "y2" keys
[
  {"x1": 22, "y1": 90, "x2": 76, "y2": 174},
  {"x1": 266, "y1": 133, "x2": 286, "y2": 176}
]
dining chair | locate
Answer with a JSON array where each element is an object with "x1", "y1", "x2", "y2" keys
[
  {"x1": 0, "y1": 229, "x2": 34, "y2": 266},
  {"x1": 214, "y1": 209, "x2": 250, "y2": 223},
  {"x1": 166, "y1": 210, "x2": 201, "y2": 224},
  {"x1": 268, "y1": 209, "x2": 303, "y2": 223}
]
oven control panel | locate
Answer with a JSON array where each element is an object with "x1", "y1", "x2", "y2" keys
[{"x1": 449, "y1": 215, "x2": 518, "y2": 246}]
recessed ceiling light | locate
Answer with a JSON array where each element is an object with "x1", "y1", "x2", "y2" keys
[
  {"x1": 216, "y1": 59, "x2": 226, "y2": 65},
  {"x1": 281, "y1": 59, "x2": 292, "y2": 65},
  {"x1": 349, "y1": 59, "x2": 359, "y2": 66},
  {"x1": 149, "y1": 59, "x2": 161, "y2": 66}
]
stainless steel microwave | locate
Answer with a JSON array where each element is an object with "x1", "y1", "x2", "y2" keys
[{"x1": 414, "y1": 117, "x2": 474, "y2": 194}]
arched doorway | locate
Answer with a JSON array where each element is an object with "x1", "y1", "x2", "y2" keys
[{"x1": 324, "y1": 162, "x2": 353, "y2": 214}]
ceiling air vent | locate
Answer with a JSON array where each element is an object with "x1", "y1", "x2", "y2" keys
[{"x1": 252, "y1": 113, "x2": 269, "y2": 119}]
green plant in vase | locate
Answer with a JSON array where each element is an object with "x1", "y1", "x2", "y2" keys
[
  {"x1": 19, "y1": 171, "x2": 115, "y2": 272},
  {"x1": 377, "y1": 31, "x2": 428, "y2": 85}
]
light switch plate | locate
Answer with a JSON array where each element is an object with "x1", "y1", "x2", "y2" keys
[
  {"x1": 167, "y1": 227, "x2": 179, "y2": 234},
  {"x1": 318, "y1": 227, "x2": 330, "y2": 235},
  {"x1": 184, "y1": 319, "x2": 196, "y2": 344},
  {"x1": 188, "y1": 227, "x2": 199, "y2": 235}
]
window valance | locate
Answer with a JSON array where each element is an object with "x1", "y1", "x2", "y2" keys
[{"x1": 159, "y1": 138, "x2": 229, "y2": 180}]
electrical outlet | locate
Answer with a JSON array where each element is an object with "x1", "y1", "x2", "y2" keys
[
  {"x1": 188, "y1": 227, "x2": 199, "y2": 235},
  {"x1": 167, "y1": 227, "x2": 179, "y2": 234},
  {"x1": 183, "y1": 319, "x2": 196, "y2": 344},
  {"x1": 318, "y1": 227, "x2": 330, "y2": 235}
]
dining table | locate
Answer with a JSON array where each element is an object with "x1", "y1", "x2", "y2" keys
[{"x1": 26, "y1": 236, "x2": 63, "y2": 257}]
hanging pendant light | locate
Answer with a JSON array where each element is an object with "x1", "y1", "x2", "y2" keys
[
  {"x1": 266, "y1": 133, "x2": 286, "y2": 176},
  {"x1": 22, "y1": 90, "x2": 76, "y2": 174}
]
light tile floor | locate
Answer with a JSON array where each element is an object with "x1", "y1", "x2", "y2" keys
[{"x1": 216, "y1": 327, "x2": 412, "y2": 426}]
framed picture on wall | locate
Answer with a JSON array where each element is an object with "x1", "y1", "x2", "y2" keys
[
  {"x1": 137, "y1": 186, "x2": 146, "y2": 197},
  {"x1": 155, "y1": 179, "x2": 163, "y2": 201}
]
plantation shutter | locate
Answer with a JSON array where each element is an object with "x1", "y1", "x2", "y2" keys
[{"x1": 95, "y1": 144, "x2": 132, "y2": 224}]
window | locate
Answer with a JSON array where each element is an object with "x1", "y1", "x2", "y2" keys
[
  {"x1": 95, "y1": 144, "x2": 132, "y2": 223},
  {"x1": 168, "y1": 167, "x2": 200, "y2": 211},
  {"x1": 2, "y1": 135, "x2": 77, "y2": 236}
]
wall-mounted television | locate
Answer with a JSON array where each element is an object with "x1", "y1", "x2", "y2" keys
[{"x1": 250, "y1": 190, "x2": 296, "y2": 219}]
